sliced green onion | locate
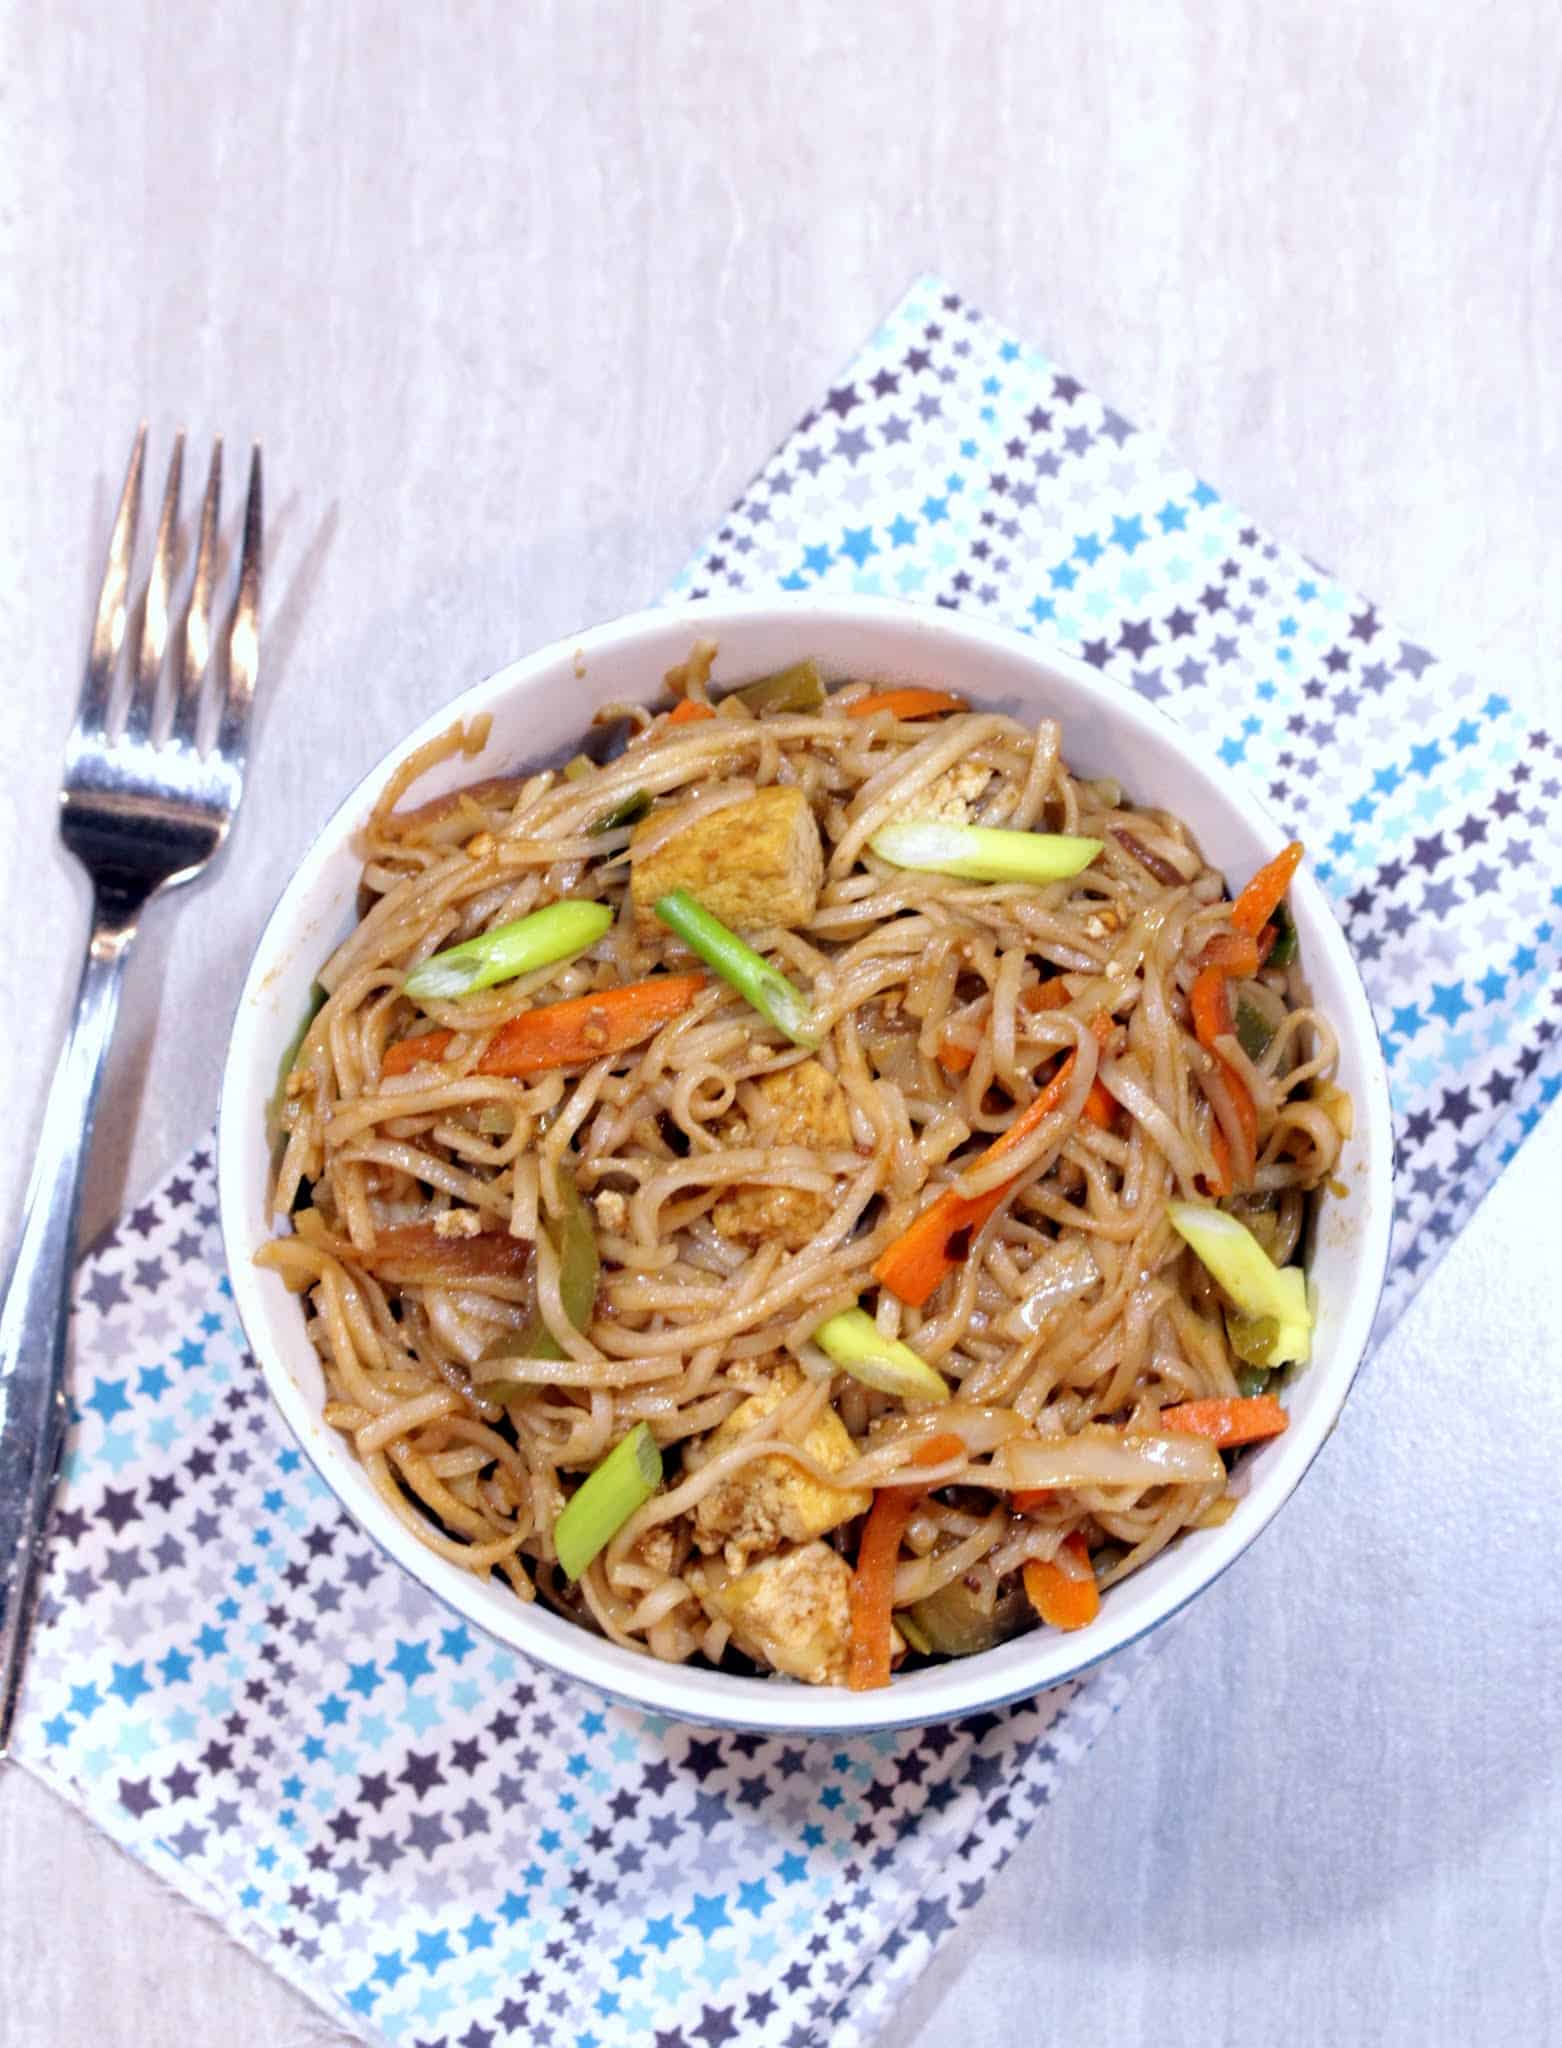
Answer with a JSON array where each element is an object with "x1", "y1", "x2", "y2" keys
[
  {"x1": 1234, "y1": 996, "x2": 1277, "y2": 1063},
  {"x1": 1266, "y1": 900, "x2": 1299, "y2": 968},
  {"x1": 735, "y1": 658, "x2": 826, "y2": 715},
  {"x1": 1168, "y1": 1201, "x2": 1311, "y2": 1366},
  {"x1": 562, "y1": 753, "x2": 594, "y2": 783},
  {"x1": 404, "y1": 900, "x2": 613, "y2": 1001},
  {"x1": 812, "y1": 1307, "x2": 950, "y2": 1402},
  {"x1": 653, "y1": 889, "x2": 818, "y2": 1048},
  {"x1": 589, "y1": 788, "x2": 652, "y2": 834},
  {"x1": 1235, "y1": 1363, "x2": 1273, "y2": 1399},
  {"x1": 553, "y1": 1422, "x2": 662, "y2": 1581},
  {"x1": 869, "y1": 821, "x2": 1103, "y2": 885}
]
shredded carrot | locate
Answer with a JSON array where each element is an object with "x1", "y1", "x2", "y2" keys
[
  {"x1": 912, "y1": 1431, "x2": 967, "y2": 1467},
  {"x1": 1082, "y1": 1078, "x2": 1119, "y2": 1130},
  {"x1": 936, "y1": 1038, "x2": 977, "y2": 1076},
  {"x1": 381, "y1": 973, "x2": 706, "y2": 1081},
  {"x1": 847, "y1": 1486, "x2": 920, "y2": 1690},
  {"x1": 874, "y1": 1018, "x2": 1113, "y2": 1309},
  {"x1": 1256, "y1": 923, "x2": 1277, "y2": 965},
  {"x1": 1190, "y1": 963, "x2": 1234, "y2": 1051},
  {"x1": 845, "y1": 686, "x2": 969, "y2": 720},
  {"x1": 1160, "y1": 1394, "x2": 1289, "y2": 1448},
  {"x1": 382, "y1": 1029, "x2": 456, "y2": 1076},
  {"x1": 1199, "y1": 931, "x2": 1262, "y2": 977},
  {"x1": 1011, "y1": 1488, "x2": 1056, "y2": 1514},
  {"x1": 478, "y1": 974, "x2": 706, "y2": 1077},
  {"x1": 1231, "y1": 840, "x2": 1304, "y2": 937},
  {"x1": 1190, "y1": 960, "x2": 1258, "y2": 1191},
  {"x1": 666, "y1": 698, "x2": 716, "y2": 725},
  {"x1": 1023, "y1": 1533, "x2": 1101, "y2": 1632}
]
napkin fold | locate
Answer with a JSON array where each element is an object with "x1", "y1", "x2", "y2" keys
[{"x1": 14, "y1": 274, "x2": 1560, "y2": 2048}]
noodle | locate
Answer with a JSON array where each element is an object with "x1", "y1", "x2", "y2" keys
[{"x1": 259, "y1": 654, "x2": 1344, "y2": 1688}]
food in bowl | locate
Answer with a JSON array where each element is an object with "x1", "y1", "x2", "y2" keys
[{"x1": 261, "y1": 643, "x2": 1348, "y2": 1691}]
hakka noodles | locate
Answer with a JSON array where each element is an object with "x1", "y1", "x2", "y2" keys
[{"x1": 263, "y1": 645, "x2": 1348, "y2": 1691}]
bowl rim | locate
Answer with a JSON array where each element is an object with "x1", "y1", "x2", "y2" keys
[{"x1": 217, "y1": 591, "x2": 1395, "y2": 1733}]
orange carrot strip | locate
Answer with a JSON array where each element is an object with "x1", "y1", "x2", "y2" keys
[
  {"x1": 479, "y1": 974, "x2": 706, "y2": 1077},
  {"x1": 1231, "y1": 840, "x2": 1304, "y2": 937},
  {"x1": 1011, "y1": 1488, "x2": 1056, "y2": 1514},
  {"x1": 845, "y1": 686, "x2": 969, "y2": 720},
  {"x1": 848, "y1": 1486, "x2": 921, "y2": 1691},
  {"x1": 666, "y1": 698, "x2": 716, "y2": 725},
  {"x1": 912, "y1": 1431, "x2": 967, "y2": 1467},
  {"x1": 1023, "y1": 1532, "x2": 1101, "y2": 1632},
  {"x1": 380, "y1": 974, "x2": 706, "y2": 1082},
  {"x1": 1206, "y1": 1122, "x2": 1233, "y2": 1198},
  {"x1": 1159, "y1": 1394, "x2": 1289, "y2": 1448},
  {"x1": 936, "y1": 1038, "x2": 976, "y2": 1076},
  {"x1": 1199, "y1": 931, "x2": 1262, "y2": 977},
  {"x1": 382, "y1": 1029, "x2": 457, "y2": 1076},
  {"x1": 1082, "y1": 1078, "x2": 1118, "y2": 1130},
  {"x1": 873, "y1": 1040, "x2": 1092, "y2": 1309},
  {"x1": 1190, "y1": 960, "x2": 1258, "y2": 1189},
  {"x1": 1190, "y1": 964, "x2": 1234, "y2": 1051}
]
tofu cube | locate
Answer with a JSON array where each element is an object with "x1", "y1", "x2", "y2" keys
[
  {"x1": 630, "y1": 784, "x2": 823, "y2": 934},
  {"x1": 919, "y1": 758, "x2": 993, "y2": 824},
  {"x1": 708, "y1": 1541, "x2": 855, "y2": 1687},
  {"x1": 695, "y1": 1363, "x2": 870, "y2": 1556},
  {"x1": 712, "y1": 1059, "x2": 853, "y2": 1251}
]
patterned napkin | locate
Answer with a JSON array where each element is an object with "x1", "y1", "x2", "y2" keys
[{"x1": 13, "y1": 275, "x2": 1560, "y2": 2048}]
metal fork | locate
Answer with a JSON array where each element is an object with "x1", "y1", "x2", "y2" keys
[{"x1": 0, "y1": 427, "x2": 262, "y2": 1756}]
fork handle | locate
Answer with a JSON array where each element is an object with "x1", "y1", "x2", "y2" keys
[{"x1": 0, "y1": 905, "x2": 137, "y2": 1757}]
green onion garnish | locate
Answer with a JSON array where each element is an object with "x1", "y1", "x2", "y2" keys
[
  {"x1": 813, "y1": 1306, "x2": 951, "y2": 1402},
  {"x1": 652, "y1": 889, "x2": 818, "y2": 1047},
  {"x1": 553, "y1": 1422, "x2": 663, "y2": 1581},
  {"x1": 589, "y1": 789, "x2": 652, "y2": 834},
  {"x1": 869, "y1": 821, "x2": 1103, "y2": 885},
  {"x1": 735, "y1": 658, "x2": 826, "y2": 715},
  {"x1": 404, "y1": 900, "x2": 613, "y2": 1002},
  {"x1": 1167, "y1": 1201, "x2": 1312, "y2": 1367}
]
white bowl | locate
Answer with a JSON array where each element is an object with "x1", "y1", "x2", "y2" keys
[{"x1": 219, "y1": 595, "x2": 1394, "y2": 1733}]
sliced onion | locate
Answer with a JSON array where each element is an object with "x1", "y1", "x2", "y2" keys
[{"x1": 991, "y1": 1428, "x2": 1224, "y2": 1493}]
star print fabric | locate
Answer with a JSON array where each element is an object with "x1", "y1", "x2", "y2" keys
[{"x1": 13, "y1": 275, "x2": 1560, "y2": 2048}]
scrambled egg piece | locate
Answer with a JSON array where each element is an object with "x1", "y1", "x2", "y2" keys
[
  {"x1": 919, "y1": 758, "x2": 992, "y2": 824},
  {"x1": 593, "y1": 1188, "x2": 630, "y2": 1234},
  {"x1": 706, "y1": 1541, "x2": 855, "y2": 1686},
  {"x1": 712, "y1": 1059, "x2": 853, "y2": 1251},
  {"x1": 694, "y1": 1363, "x2": 870, "y2": 1558},
  {"x1": 630, "y1": 785, "x2": 823, "y2": 934}
]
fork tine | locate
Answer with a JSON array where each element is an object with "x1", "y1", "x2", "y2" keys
[
  {"x1": 171, "y1": 442, "x2": 222, "y2": 749},
  {"x1": 215, "y1": 443, "x2": 263, "y2": 773},
  {"x1": 75, "y1": 426, "x2": 148, "y2": 740},
  {"x1": 123, "y1": 434, "x2": 184, "y2": 749}
]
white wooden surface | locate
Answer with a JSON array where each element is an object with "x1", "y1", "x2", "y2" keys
[{"x1": 3, "y1": 4, "x2": 1560, "y2": 2042}]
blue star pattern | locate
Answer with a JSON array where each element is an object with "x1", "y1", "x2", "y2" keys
[{"x1": 12, "y1": 278, "x2": 1561, "y2": 2048}]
